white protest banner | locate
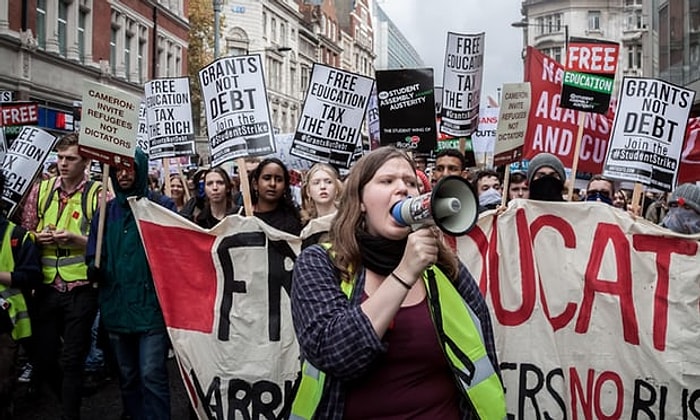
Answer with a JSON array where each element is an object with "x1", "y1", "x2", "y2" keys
[
  {"x1": 472, "y1": 106, "x2": 499, "y2": 167},
  {"x1": 457, "y1": 200, "x2": 700, "y2": 419},
  {"x1": 198, "y1": 55, "x2": 275, "y2": 166},
  {"x1": 1, "y1": 127, "x2": 57, "y2": 215},
  {"x1": 144, "y1": 77, "x2": 195, "y2": 159},
  {"x1": 603, "y1": 77, "x2": 695, "y2": 191},
  {"x1": 131, "y1": 199, "x2": 333, "y2": 419},
  {"x1": 290, "y1": 64, "x2": 373, "y2": 169},
  {"x1": 79, "y1": 81, "x2": 139, "y2": 168},
  {"x1": 494, "y1": 83, "x2": 531, "y2": 166},
  {"x1": 0, "y1": 129, "x2": 6, "y2": 163},
  {"x1": 441, "y1": 32, "x2": 485, "y2": 137},
  {"x1": 136, "y1": 101, "x2": 149, "y2": 155},
  {"x1": 266, "y1": 132, "x2": 313, "y2": 171}
]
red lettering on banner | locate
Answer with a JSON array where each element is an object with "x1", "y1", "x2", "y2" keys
[
  {"x1": 633, "y1": 235, "x2": 698, "y2": 351},
  {"x1": 466, "y1": 226, "x2": 489, "y2": 294},
  {"x1": 530, "y1": 214, "x2": 578, "y2": 331},
  {"x1": 139, "y1": 221, "x2": 217, "y2": 332},
  {"x1": 576, "y1": 223, "x2": 639, "y2": 346},
  {"x1": 570, "y1": 368, "x2": 624, "y2": 420},
  {"x1": 488, "y1": 210, "x2": 536, "y2": 326}
]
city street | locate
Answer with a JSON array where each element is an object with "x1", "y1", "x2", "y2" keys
[{"x1": 13, "y1": 359, "x2": 192, "y2": 419}]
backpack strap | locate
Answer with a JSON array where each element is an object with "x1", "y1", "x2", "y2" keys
[
  {"x1": 37, "y1": 177, "x2": 58, "y2": 221},
  {"x1": 80, "y1": 180, "x2": 101, "y2": 235}
]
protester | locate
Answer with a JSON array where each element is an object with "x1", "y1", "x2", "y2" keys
[
  {"x1": 432, "y1": 148, "x2": 468, "y2": 184},
  {"x1": 192, "y1": 167, "x2": 239, "y2": 229},
  {"x1": 585, "y1": 175, "x2": 615, "y2": 205},
  {"x1": 527, "y1": 152, "x2": 566, "y2": 202},
  {"x1": 0, "y1": 171, "x2": 43, "y2": 418},
  {"x1": 247, "y1": 158, "x2": 302, "y2": 235},
  {"x1": 290, "y1": 147, "x2": 505, "y2": 419},
  {"x1": 473, "y1": 169, "x2": 502, "y2": 211},
  {"x1": 645, "y1": 192, "x2": 669, "y2": 224},
  {"x1": 86, "y1": 148, "x2": 175, "y2": 420},
  {"x1": 613, "y1": 189, "x2": 629, "y2": 210},
  {"x1": 21, "y1": 132, "x2": 104, "y2": 420},
  {"x1": 661, "y1": 183, "x2": 700, "y2": 235},
  {"x1": 168, "y1": 174, "x2": 188, "y2": 213},
  {"x1": 507, "y1": 171, "x2": 529, "y2": 202},
  {"x1": 300, "y1": 163, "x2": 341, "y2": 225}
]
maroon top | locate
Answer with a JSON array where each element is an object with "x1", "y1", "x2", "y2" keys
[{"x1": 343, "y1": 296, "x2": 461, "y2": 419}]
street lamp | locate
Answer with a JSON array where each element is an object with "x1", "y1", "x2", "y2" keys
[
  {"x1": 213, "y1": 0, "x2": 223, "y2": 58},
  {"x1": 511, "y1": 19, "x2": 569, "y2": 65},
  {"x1": 246, "y1": 46, "x2": 292, "y2": 55}
]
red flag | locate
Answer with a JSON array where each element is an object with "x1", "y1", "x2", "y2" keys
[
  {"x1": 678, "y1": 117, "x2": 700, "y2": 184},
  {"x1": 523, "y1": 47, "x2": 613, "y2": 173}
]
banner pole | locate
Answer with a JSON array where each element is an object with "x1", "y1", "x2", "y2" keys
[
  {"x1": 177, "y1": 161, "x2": 190, "y2": 201},
  {"x1": 501, "y1": 165, "x2": 511, "y2": 207},
  {"x1": 237, "y1": 157, "x2": 254, "y2": 216},
  {"x1": 567, "y1": 112, "x2": 586, "y2": 201},
  {"x1": 95, "y1": 163, "x2": 110, "y2": 268},
  {"x1": 163, "y1": 158, "x2": 171, "y2": 196},
  {"x1": 631, "y1": 182, "x2": 644, "y2": 216}
]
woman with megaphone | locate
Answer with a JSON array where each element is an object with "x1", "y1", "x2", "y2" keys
[{"x1": 290, "y1": 147, "x2": 505, "y2": 419}]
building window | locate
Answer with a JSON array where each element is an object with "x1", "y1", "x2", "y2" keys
[
  {"x1": 37, "y1": 0, "x2": 47, "y2": 49},
  {"x1": 125, "y1": 34, "x2": 132, "y2": 81},
  {"x1": 627, "y1": 44, "x2": 642, "y2": 69},
  {"x1": 110, "y1": 28, "x2": 117, "y2": 75},
  {"x1": 588, "y1": 11, "x2": 601, "y2": 31},
  {"x1": 626, "y1": 10, "x2": 643, "y2": 30},
  {"x1": 280, "y1": 22, "x2": 286, "y2": 45},
  {"x1": 262, "y1": 12, "x2": 267, "y2": 38},
  {"x1": 138, "y1": 41, "x2": 145, "y2": 84},
  {"x1": 266, "y1": 57, "x2": 282, "y2": 91},
  {"x1": 271, "y1": 17, "x2": 277, "y2": 42},
  {"x1": 78, "y1": 10, "x2": 87, "y2": 63},
  {"x1": 58, "y1": 1, "x2": 68, "y2": 56}
]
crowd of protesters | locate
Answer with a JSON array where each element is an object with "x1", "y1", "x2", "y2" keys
[{"x1": 1, "y1": 132, "x2": 699, "y2": 419}]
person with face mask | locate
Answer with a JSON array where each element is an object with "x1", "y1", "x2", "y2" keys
[
  {"x1": 472, "y1": 169, "x2": 502, "y2": 212},
  {"x1": 526, "y1": 153, "x2": 566, "y2": 202},
  {"x1": 585, "y1": 175, "x2": 616, "y2": 206},
  {"x1": 661, "y1": 183, "x2": 700, "y2": 235}
]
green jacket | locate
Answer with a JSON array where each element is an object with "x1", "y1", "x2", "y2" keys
[{"x1": 87, "y1": 149, "x2": 175, "y2": 333}]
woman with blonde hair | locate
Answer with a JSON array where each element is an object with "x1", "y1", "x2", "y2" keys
[
  {"x1": 300, "y1": 163, "x2": 342, "y2": 225},
  {"x1": 167, "y1": 174, "x2": 188, "y2": 213}
]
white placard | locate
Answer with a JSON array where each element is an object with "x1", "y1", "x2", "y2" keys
[
  {"x1": 441, "y1": 32, "x2": 485, "y2": 137},
  {"x1": 144, "y1": 77, "x2": 195, "y2": 159},
  {"x1": 494, "y1": 82, "x2": 531, "y2": 165},
  {"x1": 603, "y1": 77, "x2": 695, "y2": 191},
  {"x1": 198, "y1": 55, "x2": 275, "y2": 166}
]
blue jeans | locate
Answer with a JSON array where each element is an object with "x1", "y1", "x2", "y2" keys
[
  {"x1": 84, "y1": 311, "x2": 104, "y2": 372},
  {"x1": 109, "y1": 329, "x2": 171, "y2": 420}
]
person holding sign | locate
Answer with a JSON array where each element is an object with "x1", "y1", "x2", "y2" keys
[
  {"x1": 86, "y1": 148, "x2": 175, "y2": 420},
  {"x1": 193, "y1": 167, "x2": 239, "y2": 229},
  {"x1": 0, "y1": 171, "x2": 42, "y2": 419},
  {"x1": 20, "y1": 133, "x2": 104, "y2": 420},
  {"x1": 247, "y1": 158, "x2": 302, "y2": 235},
  {"x1": 290, "y1": 147, "x2": 505, "y2": 419}
]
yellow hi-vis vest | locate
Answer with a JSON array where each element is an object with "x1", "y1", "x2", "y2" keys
[
  {"x1": 36, "y1": 177, "x2": 100, "y2": 284},
  {"x1": 290, "y1": 260, "x2": 507, "y2": 419},
  {"x1": 0, "y1": 222, "x2": 32, "y2": 340}
]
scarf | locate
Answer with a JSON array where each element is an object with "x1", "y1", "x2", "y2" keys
[
  {"x1": 356, "y1": 230, "x2": 407, "y2": 276},
  {"x1": 529, "y1": 176, "x2": 565, "y2": 202}
]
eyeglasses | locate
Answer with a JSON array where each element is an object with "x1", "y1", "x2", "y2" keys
[{"x1": 587, "y1": 190, "x2": 611, "y2": 198}]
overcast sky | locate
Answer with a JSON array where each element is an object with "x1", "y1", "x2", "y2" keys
[{"x1": 378, "y1": 0, "x2": 525, "y2": 105}]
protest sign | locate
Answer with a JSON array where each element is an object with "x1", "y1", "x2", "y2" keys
[
  {"x1": 376, "y1": 68, "x2": 436, "y2": 152},
  {"x1": 441, "y1": 32, "x2": 485, "y2": 137},
  {"x1": 144, "y1": 77, "x2": 195, "y2": 159},
  {"x1": 472, "y1": 107, "x2": 499, "y2": 168},
  {"x1": 366, "y1": 84, "x2": 381, "y2": 150},
  {"x1": 136, "y1": 102, "x2": 149, "y2": 155},
  {"x1": 130, "y1": 199, "x2": 332, "y2": 420},
  {"x1": 265, "y1": 132, "x2": 313, "y2": 171},
  {"x1": 198, "y1": 55, "x2": 275, "y2": 166},
  {"x1": 458, "y1": 200, "x2": 700, "y2": 419},
  {"x1": 603, "y1": 77, "x2": 695, "y2": 191},
  {"x1": 0, "y1": 102, "x2": 38, "y2": 127},
  {"x1": 290, "y1": 64, "x2": 373, "y2": 168},
  {"x1": 0, "y1": 129, "x2": 6, "y2": 163},
  {"x1": 524, "y1": 46, "x2": 613, "y2": 173},
  {"x1": 678, "y1": 116, "x2": 700, "y2": 183},
  {"x1": 79, "y1": 81, "x2": 139, "y2": 168},
  {"x1": 1, "y1": 127, "x2": 56, "y2": 215},
  {"x1": 494, "y1": 83, "x2": 530, "y2": 165},
  {"x1": 560, "y1": 38, "x2": 619, "y2": 114}
]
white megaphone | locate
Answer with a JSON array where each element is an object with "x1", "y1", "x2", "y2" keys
[{"x1": 391, "y1": 175, "x2": 478, "y2": 235}]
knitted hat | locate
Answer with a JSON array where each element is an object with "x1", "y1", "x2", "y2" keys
[
  {"x1": 670, "y1": 183, "x2": 700, "y2": 213},
  {"x1": 527, "y1": 153, "x2": 566, "y2": 185}
]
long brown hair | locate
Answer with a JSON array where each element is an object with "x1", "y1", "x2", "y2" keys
[{"x1": 329, "y1": 147, "x2": 458, "y2": 283}]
